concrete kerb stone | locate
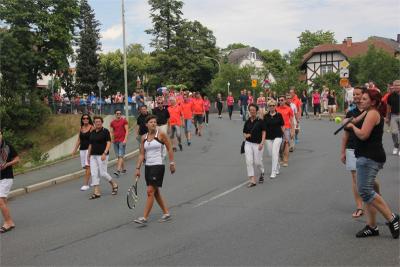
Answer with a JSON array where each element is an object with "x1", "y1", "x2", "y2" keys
[{"x1": 8, "y1": 149, "x2": 139, "y2": 199}]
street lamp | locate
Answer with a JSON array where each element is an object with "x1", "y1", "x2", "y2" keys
[
  {"x1": 204, "y1": 56, "x2": 221, "y2": 74},
  {"x1": 227, "y1": 81, "x2": 230, "y2": 95},
  {"x1": 97, "y1": 81, "x2": 104, "y2": 116},
  {"x1": 122, "y1": 0, "x2": 129, "y2": 118}
]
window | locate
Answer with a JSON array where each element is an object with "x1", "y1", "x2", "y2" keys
[{"x1": 320, "y1": 65, "x2": 333, "y2": 76}]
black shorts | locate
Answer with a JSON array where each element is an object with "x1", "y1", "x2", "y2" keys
[{"x1": 145, "y1": 165, "x2": 165, "y2": 187}]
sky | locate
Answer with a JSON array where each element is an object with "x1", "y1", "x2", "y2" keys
[{"x1": 90, "y1": 0, "x2": 400, "y2": 54}]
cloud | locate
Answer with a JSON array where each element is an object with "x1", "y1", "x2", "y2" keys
[
  {"x1": 101, "y1": 24, "x2": 122, "y2": 40},
  {"x1": 94, "y1": 0, "x2": 400, "y2": 53}
]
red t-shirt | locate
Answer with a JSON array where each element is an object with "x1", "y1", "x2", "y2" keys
[
  {"x1": 176, "y1": 95, "x2": 184, "y2": 106},
  {"x1": 203, "y1": 99, "x2": 211, "y2": 111},
  {"x1": 227, "y1": 96, "x2": 234, "y2": 106},
  {"x1": 292, "y1": 95, "x2": 302, "y2": 113},
  {"x1": 276, "y1": 105, "x2": 294, "y2": 129},
  {"x1": 110, "y1": 118, "x2": 128, "y2": 142},
  {"x1": 168, "y1": 105, "x2": 183, "y2": 126},
  {"x1": 192, "y1": 98, "x2": 205, "y2": 114},
  {"x1": 247, "y1": 96, "x2": 254, "y2": 105},
  {"x1": 182, "y1": 102, "x2": 193, "y2": 119}
]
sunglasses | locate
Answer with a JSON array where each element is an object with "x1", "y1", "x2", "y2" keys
[
  {"x1": 268, "y1": 105, "x2": 276, "y2": 107},
  {"x1": 82, "y1": 117, "x2": 89, "y2": 120},
  {"x1": 116, "y1": 113, "x2": 122, "y2": 115},
  {"x1": 279, "y1": 99, "x2": 285, "y2": 102}
]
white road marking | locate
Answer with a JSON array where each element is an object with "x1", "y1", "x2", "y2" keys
[{"x1": 193, "y1": 181, "x2": 248, "y2": 208}]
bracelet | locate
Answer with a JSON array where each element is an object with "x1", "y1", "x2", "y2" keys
[
  {"x1": 169, "y1": 162, "x2": 175, "y2": 165},
  {"x1": 136, "y1": 167, "x2": 140, "y2": 169}
]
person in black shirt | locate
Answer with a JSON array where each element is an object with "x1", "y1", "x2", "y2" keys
[
  {"x1": 341, "y1": 87, "x2": 365, "y2": 218},
  {"x1": 386, "y1": 80, "x2": 400, "y2": 155},
  {"x1": 345, "y1": 89, "x2": 399, "y2": 239},
  {"x1": 87, "y1": 117, "x2": 118, "y2": 199},
  {"x1": 327, "y1": 90, "x2": 337, "y2": 121},
  {"x1": 72, "y1": 114, "x2": 94, "y2": 191},
  {"x1": 243, "y1": 103, "x2": 266, "y2": 186},
  {"x1": 135, "y1": 105, "x2": 149, "y2": 145},
  {"x1": 0, "y1": 129, "x2": 20, "y2": 233},
  {"x1": 215, "y1": 93, "x2": 223, "y2": 119},
  {"x1": 300, "y1": 90, "x2": 309, "y2": 118},
  {"x1": 239, "y1": 90, "x2": 249, "y2": 121},
  {"x1": 264, "y1": 99, "x2": 284, "y2": 178},
  {"x1": 152, "y1": 97, "x2": 170, "y2": 135}
]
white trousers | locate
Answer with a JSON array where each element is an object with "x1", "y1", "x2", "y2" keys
[
  {"x1": 90, "y1": 155, "x2": 112, "y2": 186},
  {"x1": 266, "y1": 138, "x2": 282, "y2": 174},
  {"x1": 244, "y1": 141, "x2": 264, "y2": 177}
]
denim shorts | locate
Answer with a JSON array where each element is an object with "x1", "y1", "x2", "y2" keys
[
  {"x1": 193, "y1": 115, "x2": 204, "y2": 125},
  {"x1": 113, "y1": 142, "x2": 126, "y2": 157},
  {"x1": 356, "y1": 157, "x2": 384, "y2": 203},
  {"x1": 184, "y1": 119, "x2": 193, "y2": 133}
]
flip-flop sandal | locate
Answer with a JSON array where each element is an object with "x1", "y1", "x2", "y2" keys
[
  {"x1": 352, "y1": 208, "x2": 364, "y2": 218},
  {"x1": 89, "y1": 194, "x2": 101, "y2": 200},
  {"x1": 111, "y1": 186, "x2": 118, "y2": 195},
  {"x1": 0, "y1": 225, "x2": 15, "y2": 233}
]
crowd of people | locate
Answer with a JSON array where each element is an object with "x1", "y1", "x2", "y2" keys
[{"x1": 0, "y1": 81, "x2": 398, "y2": 240}]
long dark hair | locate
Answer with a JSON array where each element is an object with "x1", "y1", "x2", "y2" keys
[
  {"x1": 365, "y1": 89, "x2": 385, "y2": 116},
  {"x1": 80, "y1": 114, "x2": 93, "y2": 127}
]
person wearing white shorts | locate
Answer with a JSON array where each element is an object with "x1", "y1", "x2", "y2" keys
[
  {"x1": 0, "y1": 130, "x2": 20, "y2": 233},
  {"x1": 72, "y1": 114, "x2": 93, "y2": 191}
]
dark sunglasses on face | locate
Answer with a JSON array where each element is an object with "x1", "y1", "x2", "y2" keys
[
  {"x1": 83, "y1": 117, "x2": 89, "y2": 120},
  {"x1": 279, "y1": 99, "x2": 284, "y2": 102},
  {"x1": 116, "y1": 113, "x2": 122, "y2": 115},
  {"x1": 269, "y1": 105, "x2": 276, "y2": 107}
]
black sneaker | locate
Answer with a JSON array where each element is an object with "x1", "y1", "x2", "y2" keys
[
  {"x1": 178, "y1": 144, "x2": 183, "y2": 151},
  {"x1": 258, "y1": 173, "x2": 264, "y2": 184},
  {"x1": 386, "y1": 213, "x2": 399, "y2": 239},
  {"x1": 356, "y1": 225, "x2": 379, "y2": 238},
  {"x1": 113, "y1": 170, "x2": 120, "y2": 177}
]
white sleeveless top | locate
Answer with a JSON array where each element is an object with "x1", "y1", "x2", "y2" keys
[{"x1": 144, "y1": 130, "x2": 165, "y2": 166}]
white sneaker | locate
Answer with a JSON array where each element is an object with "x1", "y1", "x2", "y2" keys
[
  {"x1": 393, "y1": 148, "x2": 399, "y2": 155},
  {"x1": 159, "y1": 213, "x2": 171, "y2": 222},
  {"x1": 275, "y1": 169, "x2": 280, "y2": 175},
  {"x1": 134, "y1": 217, "x2": 148, "y2": 225},
  {"x1": 270, "y1": 173, "x2": 277, "y2": 179},
  {"x1": 80, "y1": 185, "x2": 90, "y2": 191}
]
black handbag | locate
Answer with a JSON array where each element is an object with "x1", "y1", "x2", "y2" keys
[{"x1": 240, "y1": 141, "x2": 245, "y2": 154}]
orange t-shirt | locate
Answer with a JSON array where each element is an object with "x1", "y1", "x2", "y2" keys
[
  {"x1": 167, "y1": 105, "x2": 182, "y2": 126},
  {"x1": 181, "y1": 102, "x2": 193, "y2": 119},
  {"x1": 176, "y1": 95, "x2": 184, "y2": 106},
  {"x1": 276, "y1": 105, "x2": 294, "y2": 129},
  {"x1": 192, "y1": 98, "x2": 204, "y2": 115},
  {"x1": 292, "y1": 95, "x2": 302, "y2": 113}
]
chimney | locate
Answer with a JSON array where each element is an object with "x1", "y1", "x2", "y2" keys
[
  {"x1": 346, "y1": 37, "x2": 352, "y2": 47},
  {"x1": 397, "y1": 34, "x2": 400, "y2": 43}
]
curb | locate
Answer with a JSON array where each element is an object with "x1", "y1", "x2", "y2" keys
[{"x1": 8, "y1": 149, "x2": 139, "y2": 199}]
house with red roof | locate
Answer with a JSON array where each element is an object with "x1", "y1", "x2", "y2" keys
[{"x1": 301, "y1": 35, "x2": 400, "y2": 85}]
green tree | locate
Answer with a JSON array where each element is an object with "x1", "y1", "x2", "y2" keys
[
  {"x1": 75, "y1": 0, "x2": 101, "y2": 94},
  {"x1": 223, "y1": 43, "x2": 249, "y2": 51},
  {"x1": 145, "y1": 0, "x2": 183, "y2": 51},
  {"x1": 289, "y1": 30, "x2": 336, "y2": 67},
  {"x1": 349, "y1": 45, "x2": 400, "y2": 91},
  {"x1": 259, "y1": 49, "x2": 288, "y2": 80}
]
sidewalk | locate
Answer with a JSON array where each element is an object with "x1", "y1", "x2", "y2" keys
[{"x1": 13, "y1": 131, "x2": 139, "y2": 189}]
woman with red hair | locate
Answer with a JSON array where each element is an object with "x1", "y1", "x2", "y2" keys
[{"x1": 346, "y1": 89, "x2": 399, "y2": 239}]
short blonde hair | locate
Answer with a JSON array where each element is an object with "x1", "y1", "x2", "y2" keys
[{"x1": 267, "y1": 99, "x2": 277, "y2": 106}]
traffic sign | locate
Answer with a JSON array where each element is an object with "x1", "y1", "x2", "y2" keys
[
  {"x1": 251, "y1": 79, "x2": 257, "y2": 88},
  {"x1": 340, "y1": 68, "x2": 349, "y2": 78},
  {"x1": 340, "y1": 78, "x2": 349, "y2": 87},
  {"x1": 339, "y1": 60, "x2": 350, "y2": 69}
]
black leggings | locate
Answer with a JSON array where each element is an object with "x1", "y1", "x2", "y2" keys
[
  {"x1": 228, "y1": 105, "x2": 233, "y2": 119},
  {"x1": 217, "y1": 103, "x2": 223, "y2": 116},
  {"x1": 205, "y1": 111, "x2": 209, "y2": 124},
  {"x1": 313, "y1": 104, "x2": 321, "y2": 115}
]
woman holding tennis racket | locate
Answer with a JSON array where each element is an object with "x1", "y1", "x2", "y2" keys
[{"x1": 134, "y1": 115, "x2": 175, "y2": 224}]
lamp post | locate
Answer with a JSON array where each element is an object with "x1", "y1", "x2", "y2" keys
[
  {"x1": 204, "y1": 56, "x2": 221, "y2": 74},
  {"x1": 227, "y1": 81, "x2": 230, "y2": 95},
  {"x1": 122, "y1": 0, "x2": 129, "y2": 118},
  {"x1": 97, "y1": 81, "x2": 104, "y2": 116}
]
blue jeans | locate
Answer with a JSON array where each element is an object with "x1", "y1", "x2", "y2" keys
[
  {"x1": 241, "y1": 105, "x2": 247, "y2": 121},
  {"x1": 356, "y1": 157, "x2": 383, "y2": 203},
  {"x1": 113, "y1": 142, "x2": 126, "y2": 157}
]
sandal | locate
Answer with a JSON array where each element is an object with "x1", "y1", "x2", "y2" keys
[
  {"x1": 111, "y1": 185, "x2": 118, "y2": 195},
  {"x1": 352, "y1": 208, "x2": 364, "y2": 218},
  {"x1": 0, "y1": 225, "x2": 15, "y2": 233},
  {"x1": 247, "y1": 183, "x2": 256, "y2": 188},
  {"x1": 89, "y1": 194, "x2": 101, "y2": 200}
]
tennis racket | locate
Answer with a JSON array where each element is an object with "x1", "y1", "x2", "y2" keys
[
  {"x1": 334, "y1": 117, "x2": 354, "y2": 135},
  {"x1": 127, "y1": 177, "x2": 139, "y2": 209}
]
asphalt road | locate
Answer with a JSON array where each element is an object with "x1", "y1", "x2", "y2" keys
[{"x1": 1, "y1": 112, "x2": 399, "y2": 266}]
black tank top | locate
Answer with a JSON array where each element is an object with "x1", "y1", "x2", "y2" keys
[
  {"x1": 354, "y1": 112, "x2": 386, "y2": 163},
  {"x1": 79, "y1": 129, "x2": 91, "y2": 150}
]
